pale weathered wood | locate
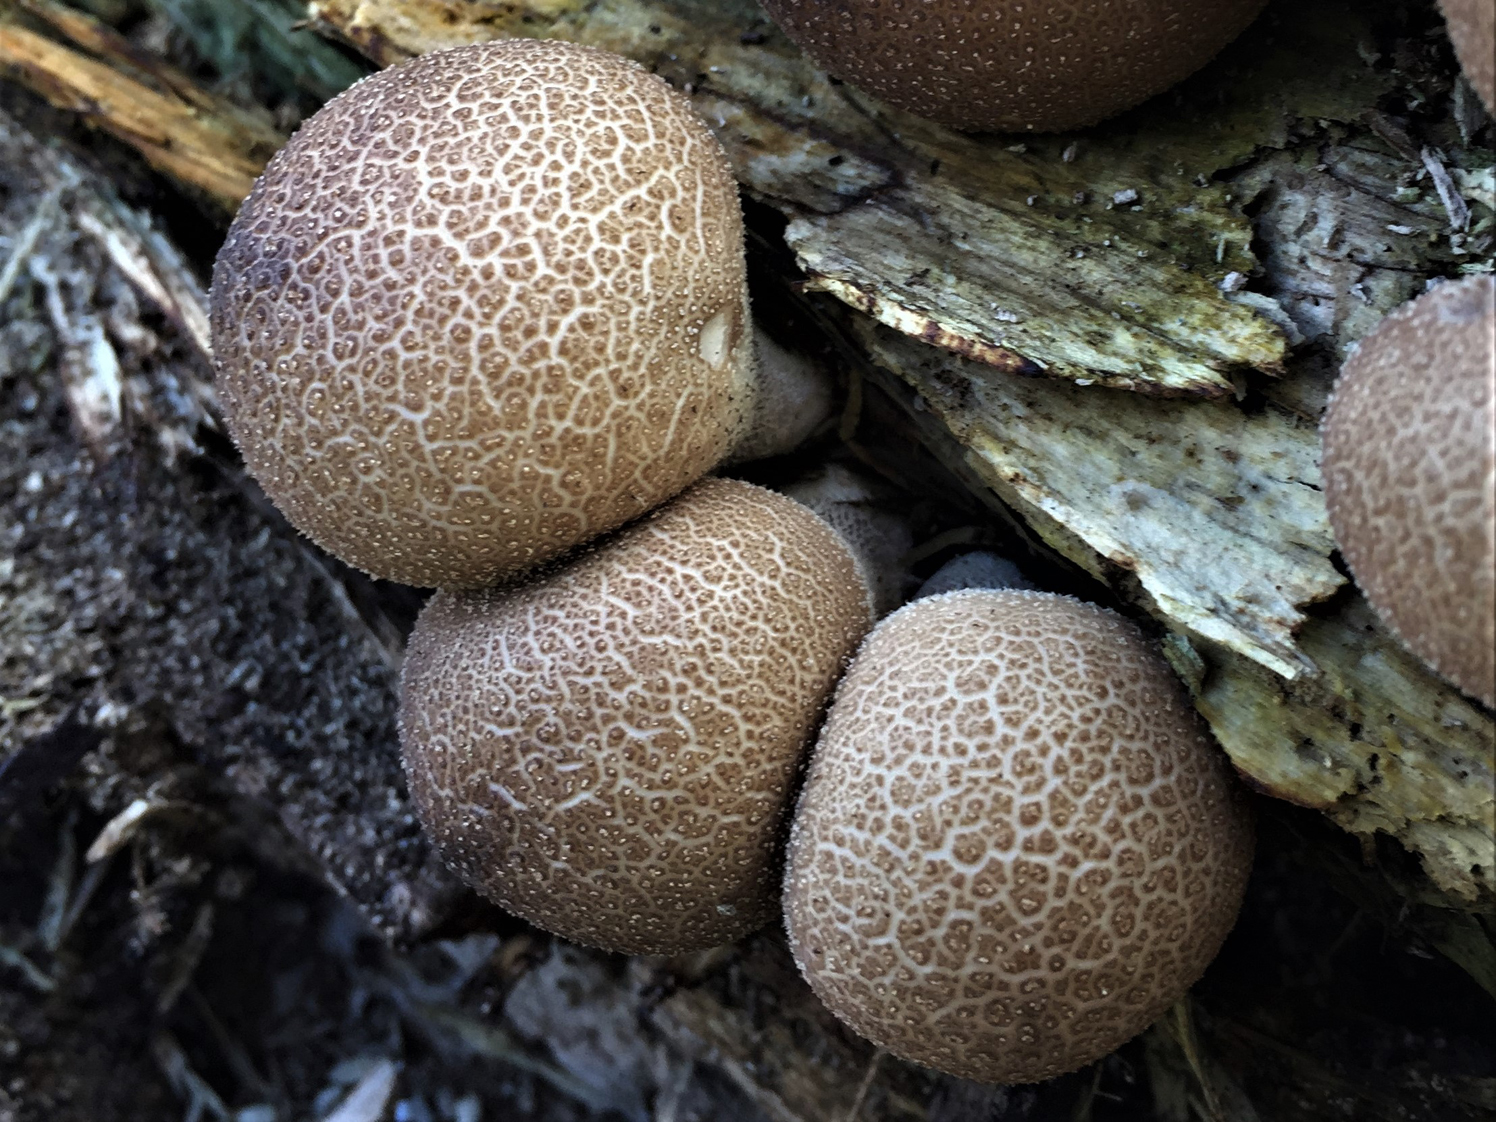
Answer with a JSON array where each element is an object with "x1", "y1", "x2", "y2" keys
[{"x1": 0, "y1": 0, "x2": 285, "y2": 207}]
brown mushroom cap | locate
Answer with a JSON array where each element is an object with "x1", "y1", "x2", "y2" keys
[
  {"x1": 784, "y1": 590, "x2": 1254, "y2": 1084},
  {"x1": 1439, "y1": 0, "x2": 1495, "y2": 115},
  {"x1": 211, "y1": 40, "x2": 753, "y2": 589},
  {"x1": 399, "y1": 477, "x2": 873, "y2": 953},
  {"x1": 758, "y1": 0, "x2": 1269, "y2": 133},
  {"x1": 1320, "y1": 276, "x2": 1495, "y2": 709}
]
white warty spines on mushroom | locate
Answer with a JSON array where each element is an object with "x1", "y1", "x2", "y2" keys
[
  {"x1": 210, "y1": 39, "x2": 754, "y2": 589},
  {"x1": 784, "y1": 590, "x2": 1254, "y2": 1084},
  {"x1": 399, "y1": 478, "x2": 873, "y2": 954}
]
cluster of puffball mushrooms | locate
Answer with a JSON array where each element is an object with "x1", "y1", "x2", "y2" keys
[{"x1": 207, "y1": 0, "x2": 1494, "y2": 1088}]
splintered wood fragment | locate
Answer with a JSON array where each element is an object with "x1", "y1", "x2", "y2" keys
[
  {"x1": 13, "y1": 0, "x2": 234, "y2": 109},
  {"x1": 853, "y1": 322, "x2": 1342, "y2": 680},
  {"x1": 0, "y1": 6, "x2": 283, "y2": 209}
]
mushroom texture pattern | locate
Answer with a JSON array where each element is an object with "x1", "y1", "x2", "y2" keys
[
  {"x1": 758, "y1": 0, "x2": 1271, "y2": 133},
  {"x1": 1320, "y1": 275, "x2": 1496, "y2": 709},
  {"x1": 784, "y1": 590, "x2": 1255, "y2": 1084},
  {"x1": 211, "y1": 40, "x2": 754, "y2": 588},
  {"x1": 399, "y1": 478, "x2": 873, "y2": 953}
]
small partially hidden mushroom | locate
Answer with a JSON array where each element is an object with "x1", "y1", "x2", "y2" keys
[
  {"x1": 400, "y1": 477, "x2": 872, "y2": 954},
  {"x1": 784, "y1": 590, "x2": 1254, "y2": 1084},
  {"x1": 917, "y1": 550, "x2": 1036, "y2": 599},
  {"x1": 213, "y1": 40, "x2": 798, "y2": 589},
  {"x1": 758, "y1": 0, "x2": 1269, "y2": 133},
  {"x1": 1320, "y1": 275, "x2": 1495, "y2": 708}
]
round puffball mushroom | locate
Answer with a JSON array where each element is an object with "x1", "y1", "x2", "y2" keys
[
  {"x1": 211, "y1": 39, "x2": 755, "y2": 589},
  {"x1": 784, "y1": 590, "x2": 1254, "y2": 1084},
  {"x1": 1320, "y1": 275, "x2": 1495, "y2": 709},
  {"x1": 758, "y1": 0, "x2": 1270, "y2": 133},
  {"x1": 1439, "y1": 0, "x2": 1495, "y2": 115},
  {"x1": 400, "y1": 477, "x2": 873, "y2": 953}
]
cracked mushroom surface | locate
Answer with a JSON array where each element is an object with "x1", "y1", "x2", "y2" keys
[
  {"x1": 1320, "y1": 275, "x2": 1496, "y2": 709},
  {"x1": 399, "y1": 477, "x2": 873, "y2": 954},
  {"x1": 758, "y1": 0, "x2": 1270, "y2": 133},
  {"x1": 784, "y1": 590, "x2": 1254, "y2": 1084},
  {"x1": 211, "y1": 39, "x2": 753, "y2": 589}
]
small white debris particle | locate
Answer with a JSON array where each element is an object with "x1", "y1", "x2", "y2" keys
[{"x1": 1420, "y1": 146, "x2": 1470, "y2": 232}]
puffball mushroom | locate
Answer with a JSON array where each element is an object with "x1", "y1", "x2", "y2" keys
[
  {"x1": 784, "y1": 590, "x2": 1254, "y2": 1084},
  {"x1": 758, "y1": 0, "x2": 1270, "y2": 133},
  {"x1": 1439, "y1": 0, "x2": 1495, "y2": 115},
  {"x1": 211, "y1": 39, "x2": 756, "y2": 589},
  {"x1": 1320, "y1": 275, "x2": 1495, "y2": 709},
  {"x1": 399, "y1": 477, "x2": 873, "y2": 953}
]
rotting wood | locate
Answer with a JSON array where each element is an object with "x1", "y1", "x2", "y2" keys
[
  {"x1": 0, "y1": 0, "x2": 285, "y2": 208},
  {"x1": 853, "y1": 321, "x2": 1341, "y2": 680}
]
